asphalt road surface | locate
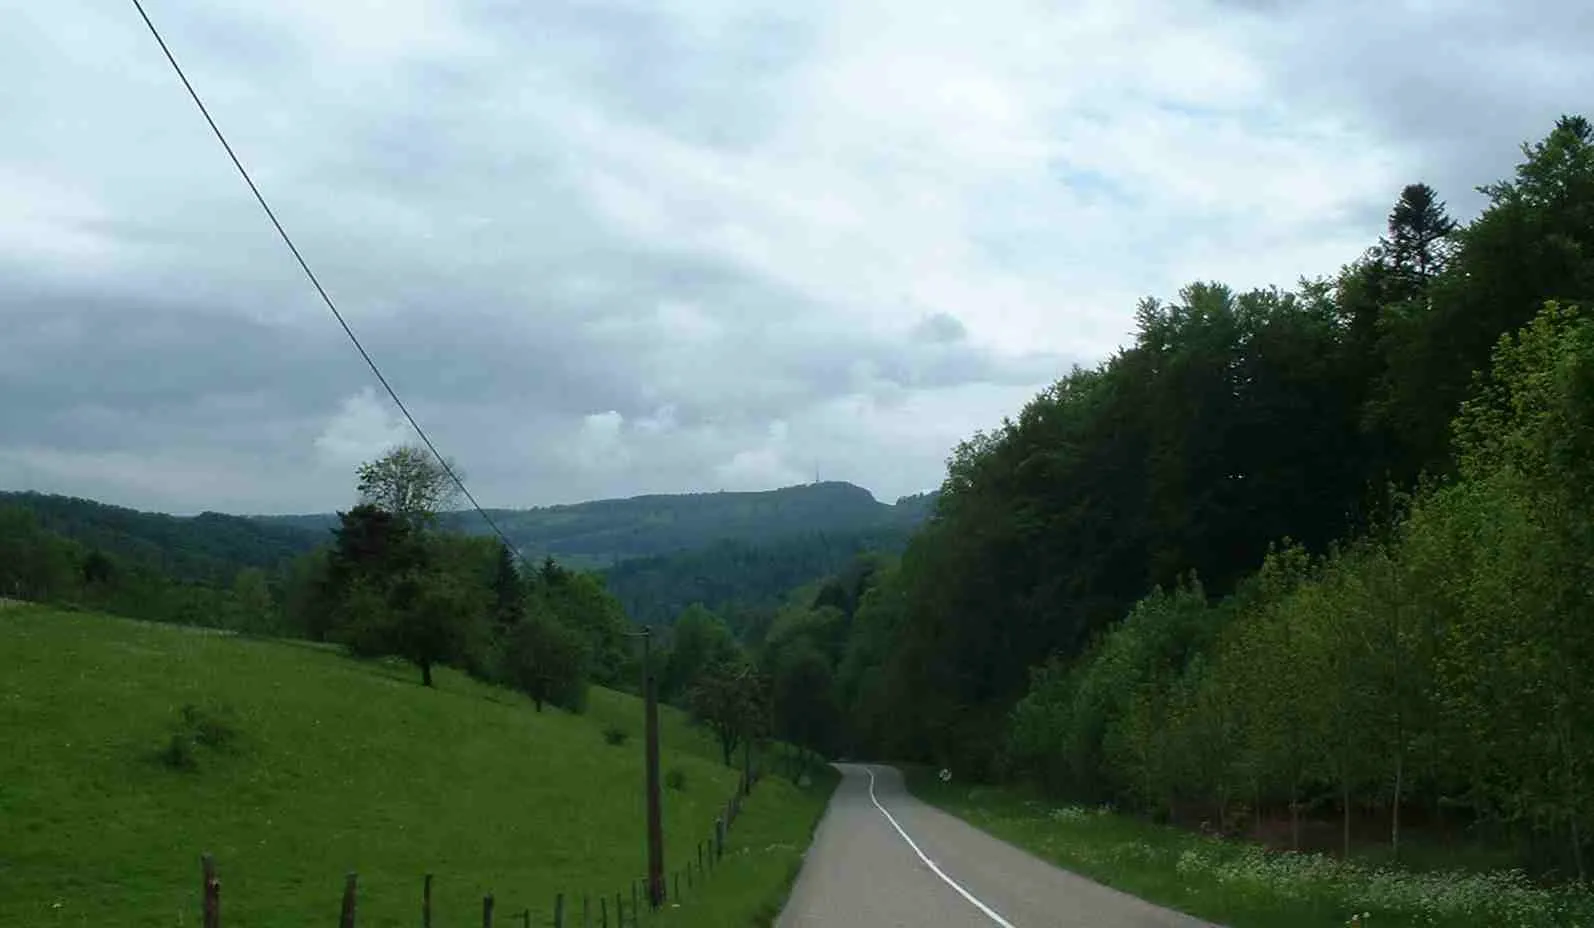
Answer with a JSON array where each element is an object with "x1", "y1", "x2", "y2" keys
[{"x1": 777, "y1": 764, "x2": 1216, "y2": 928}]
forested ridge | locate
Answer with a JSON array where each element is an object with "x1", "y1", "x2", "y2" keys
[
  {"x1": 255, "y1": 482, "x2": 935, "y2": 569},
  {"x1": 748, "y1": 115, "x2": 1594, "y2": 876},
  {"x1": 0, "y1": 491, "x2": 323, "y2": 583}
]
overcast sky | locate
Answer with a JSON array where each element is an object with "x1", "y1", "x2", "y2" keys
[{"x1": 2, "y1": 0, "x2": 1589, "y2": 515}]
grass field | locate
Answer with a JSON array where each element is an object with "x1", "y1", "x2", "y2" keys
[
  {"x1": 903, "y1": 769, "x2": 1594, "y2": 928},
  {"x1": 0, "y1": 606, "x2": 831, "y2": 927},
  {"x1": 651, "y1": 766, "x2": 838, "y2": 927}
]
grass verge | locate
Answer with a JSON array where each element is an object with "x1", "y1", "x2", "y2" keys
[
  {"x1": 650, "y1": 765, "x2": 839, "y2": 927},
  {"x1": 902, "y1": 768, "x2": 1594, "y2": 928},
  {"x1": 1, "y1": 606, "x2": 749, "y2": 927}
]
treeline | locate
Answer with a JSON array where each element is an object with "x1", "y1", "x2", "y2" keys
[
  {"x1": 0, "y1": 504, "x2": 283, "y2": 630},
  {"x1": 0, "y1": 491, "x2": 321, "y2": 583},
  {"x1": 1004, "y1": 299, "x2": 1594, "y2": 874},
  {"x1": 0, "y1": 446, "x2": 638, "y2": 714},
  {"x1": 765, "y1": 116, "x2": 1594, "y2": 872}
]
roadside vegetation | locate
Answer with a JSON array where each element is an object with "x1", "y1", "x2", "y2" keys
[
  {"x1": 907, "y1": 768, "x2": 1594, "y2": 928},
  {"x1": 653, "y1": 760, "x2": 839, "y2": 927}
]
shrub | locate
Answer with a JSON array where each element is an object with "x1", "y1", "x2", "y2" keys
[
  {"x1": 603, "y1": 725, "x2": 629, "y2": 746},
  {"x1": 156, "y1": 701, "x2": 239, "y2": 772},
  {"x1": 158, "y1": 732, "x2": 197, "y2": 771},
  {"x1": 666, "y1": 767, "x2": 688, "y2": 792},
  {"x1": 180, "y1": 703, "x2": 238, "y2": 750}
]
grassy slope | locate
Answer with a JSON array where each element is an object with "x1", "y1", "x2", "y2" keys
[
  {"x1": 903, "y1": 769, "x2": 1594, "y2": 928},
  {"x1": 651, "y1": 767, "x2": 839, "y2": 927},
  {"x1": 0, "y1": 607, "x2": 827, "y2": 927}
]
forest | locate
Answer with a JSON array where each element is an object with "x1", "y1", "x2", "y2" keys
[{"x1": 751, "y1": 114, "x2": 1594, "y2": 876}]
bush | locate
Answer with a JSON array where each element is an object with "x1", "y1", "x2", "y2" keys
[
  {"x1": 603, "y1": 725, "x2": 629, "y2": 746},
  {"x1": 666, "y1": 767, "x2": 688, "y2": 792},
  {"x1": 158, "y1": 732, "x2": 198, "y2": 771},
  {"x1": 156, "y1": 701, "x2": 239, "y2": 772},
  {"x1": 181, "y1": 703, "x2": 238, "y2": 750}
]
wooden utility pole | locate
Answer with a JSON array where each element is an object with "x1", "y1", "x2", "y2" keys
[{"x1": 642, "y1": 627, "x2": 665, "y2": 907}]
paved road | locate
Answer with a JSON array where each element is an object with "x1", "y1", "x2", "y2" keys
[{"x1": 777, "y1": 764, "x2": 1216, "y2": 928}]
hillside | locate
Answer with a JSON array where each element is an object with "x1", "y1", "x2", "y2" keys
[
  {"x1": 0, "y1": 605, "x2": 830, "y2": 926},
  {"x1": 0, "y1": 491, "x2": 325, "y2": 583},
  {"x1": 260, "y1": 482, "x2": 937, "y2": 569},
  {"x1": 601, "y1": 527, "x2": 914, "y2": 628}
]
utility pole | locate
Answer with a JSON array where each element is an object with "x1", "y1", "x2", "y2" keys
[{"x1": 641, "y1": 627, "x2": 665, "y2": 908}]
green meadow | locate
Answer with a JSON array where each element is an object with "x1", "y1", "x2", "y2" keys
[{"x1": 0, "y1": 606, "x2": 832, "y2": 927}]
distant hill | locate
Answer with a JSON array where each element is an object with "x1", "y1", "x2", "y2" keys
[
  {"x1": 257, "y1": 482, "x2": 937, "y2": 570},
  {"x1": 600, "y1": 524, "x2": 920, "y2": 628},
  {"x1": 0, "y1": 491, "x2": 325, "y2": 583},
  {"x1": 0, "y1": 482, "x2": 936, "y2": 620}
]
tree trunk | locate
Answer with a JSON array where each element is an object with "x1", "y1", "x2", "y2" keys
[
  {"x1": 1254, "y1": 779, "x2": 1263, "y2": 838},
  {"x1": 1573, "y1": 817, "x2": 1586, "y2": 883},
  {"x1": 1391, "y1": 750, "x2": 1404, "y2": 860},
  {"x1": 1342, "y1": 778, "x2": 1352, "y2": 859},
  {"x1": 1290, "y1": 778, "x2": 1301, "y2": 852},
  {"x1": 422, "y1": 660, "x2": 434, "y2": 688}
]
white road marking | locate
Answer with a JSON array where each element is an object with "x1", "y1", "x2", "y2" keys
[{"x1": 863, "y1": 766, "x2": 1019, "y2": 928}]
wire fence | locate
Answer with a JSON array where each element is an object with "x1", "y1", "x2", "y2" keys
[{"x1": 192, "y1": 768, "x2": 763, "y2": 927}]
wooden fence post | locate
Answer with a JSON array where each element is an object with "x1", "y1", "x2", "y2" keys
[
  {"x1": 483, "y1": 893, "x2": 495, "y2": 928},
  {"x1": 697, "y1": 841, "x2": 704, "y2": 875},
  {"x1": 201, "y1": 854, "x2": 220, "y2": 928},
  {"x1": 519, "y1": 909, "x2": 530, "y2": 928},
  {"x1": 424, "y1": 874, "x2": 433, "y2": 928},
  {"x1": 715, "y1": 818, "x2": 725, "y2": 858},
  {"x1": 554, "y1": 893, "x2": 565, "y2": 928},
  {"x1": 600, "y1": 895, "x2": 608, "y2": 928},
  {"x1": 614, "y1": 892, "x2": 622, "y2": 927},
  {"x1": 339, "y1": 873, "x2": 358, "y2": 928},
  {"x1": 582, "y1": 894, "x2": 590, "y2": 928}
]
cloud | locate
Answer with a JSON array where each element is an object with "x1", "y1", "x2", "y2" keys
[
  {"x1": 314, "y1": 388, "x2": 410, "y2": 469},
  {"x1": 0, "y1": 0, "x2": 1589, "y2": 514}
]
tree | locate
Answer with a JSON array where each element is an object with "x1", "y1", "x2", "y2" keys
[
  {"x1": 492, "y1": 542, "x2": 525, "y2": 631},
  {"x1": 229, "y1": 567, "x2": 277, "y2": 634},
  {"x1": 662, "y1": 604, "x2": 739, "y2": 701},
  {"x1": 356, "y1": 444, "x2": 460, "y2": 527},
  {"x1": 502, "y1": 612, "x2": 590, "y2": 712},
  {"x1": 532, "y1": 569, "x2": 633, "y2": 688},
  {"x1": 1383, "y1": 183, "x2": 1457, "y2": 290},
  {"x1": 689, "y1": 661, "x2": 769, "y2": 766},
  {"x1": 390, "y1": 570, "x2": 479, "y2": 688},
  {"x1": 770, "y1": 640, "x2": 841, "y2": 756}
]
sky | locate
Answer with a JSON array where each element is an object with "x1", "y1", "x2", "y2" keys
[{"x1": 1, "y1": 0, "x2": 1590, "y2": 515}]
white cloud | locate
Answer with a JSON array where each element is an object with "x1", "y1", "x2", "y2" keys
[{"x1": 313, "y1": 388, "x2": 408, "y2": 468}]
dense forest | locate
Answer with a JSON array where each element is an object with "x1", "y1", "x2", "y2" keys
[
  {"x1": 599, "y1": 526, "x2": 916, "y2": 631},
  {"x1": 0, "y1": 491, "x2": 323, "y2": 583},
  {"x1": 749, "y1": 115, "x2": 1594, "y2": 875}
]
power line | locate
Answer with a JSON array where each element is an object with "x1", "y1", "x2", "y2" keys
[{"x1": 128, "y1": 0, "x2": 529, "y2": 565}]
